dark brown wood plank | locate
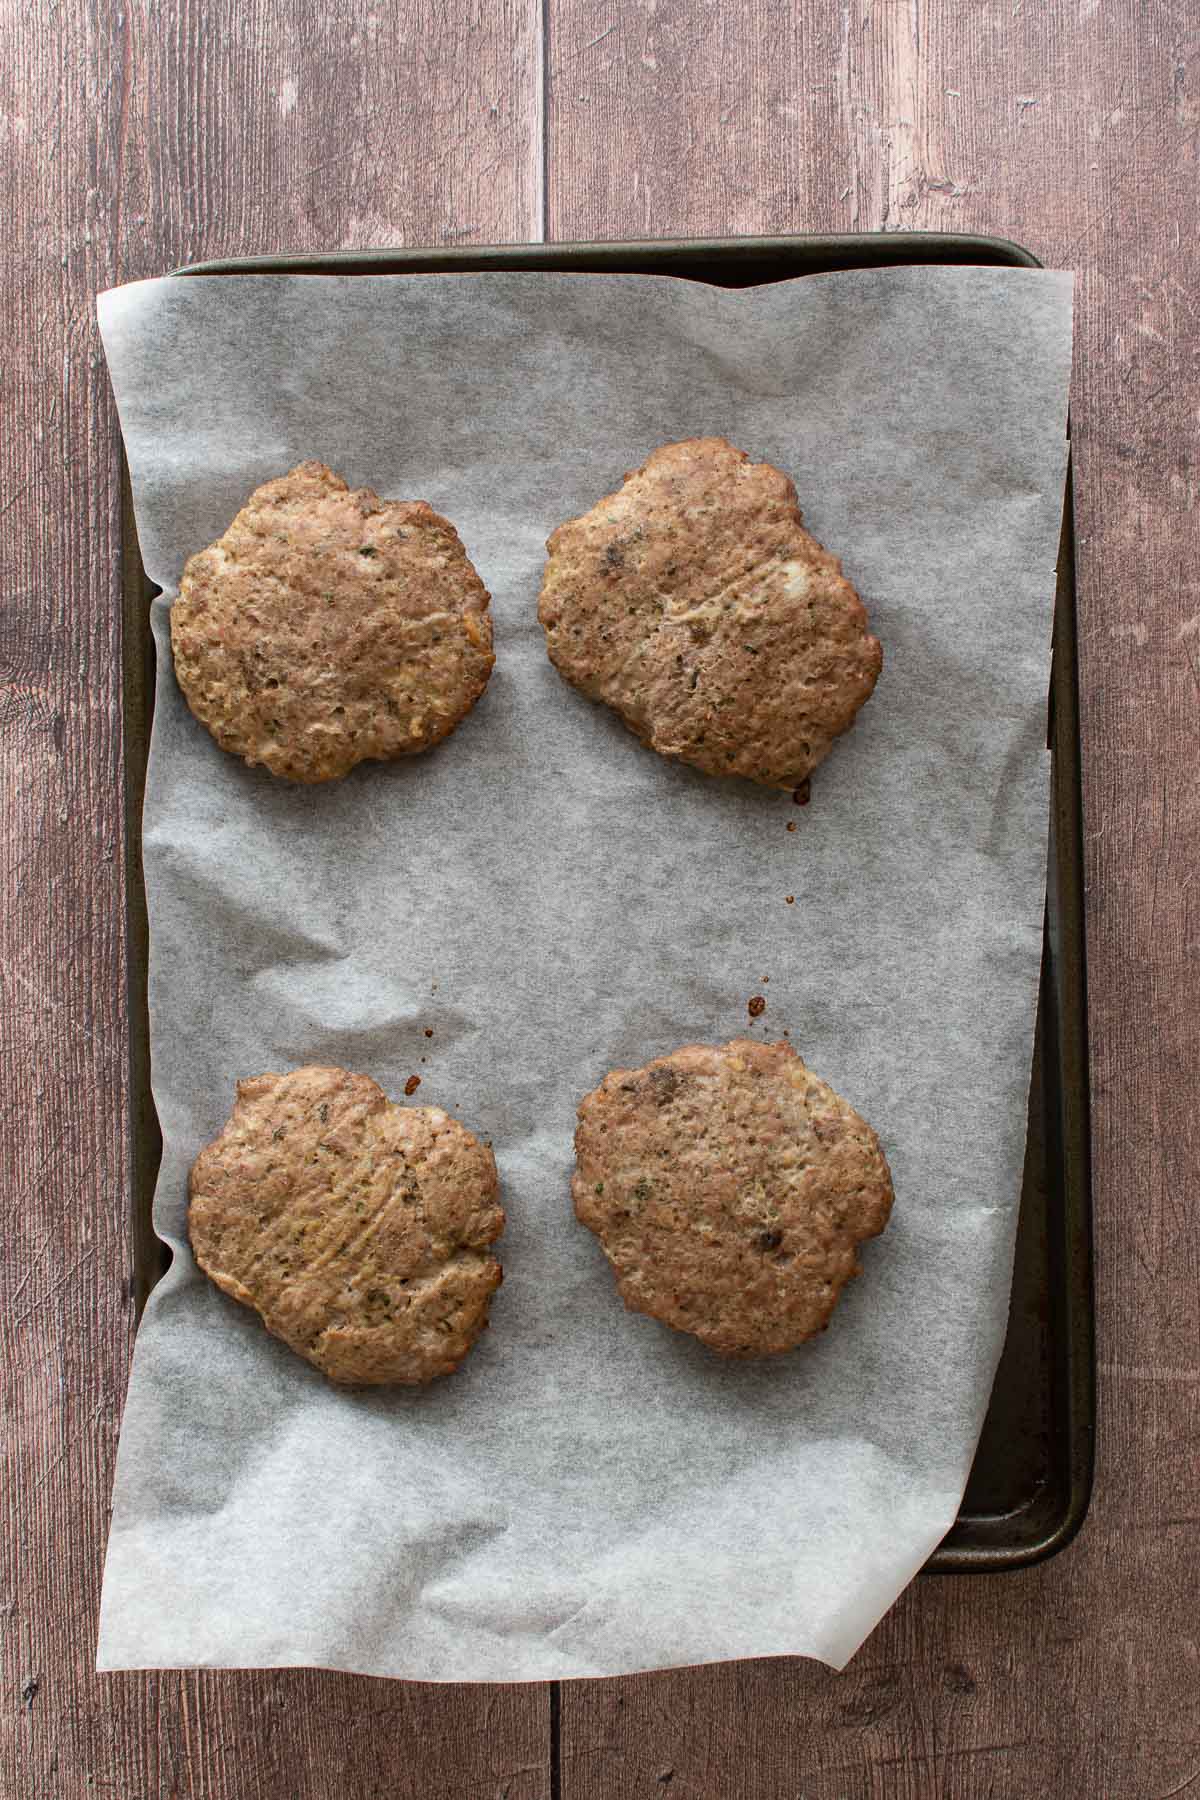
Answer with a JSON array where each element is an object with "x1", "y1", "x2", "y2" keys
[
  {"x1": 547, "y1": 0, "x2": 853, "y2": 236},
  {"x1": 0, "y1": 3, "x2": 547, "y2": 1796},
  {"x1": 548, "y1": 1, "x2": 1200, "y2": 1795}
]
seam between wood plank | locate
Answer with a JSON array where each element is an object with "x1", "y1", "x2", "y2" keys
[{"x1": 535, "y1": 0, "x2": 548, "y2": 241}]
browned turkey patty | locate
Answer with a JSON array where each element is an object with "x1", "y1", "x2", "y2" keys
[
  {"x1": 188, "y1": 1066, "x2": 504, "y2": 1385},
  {"x1": 171, "y1": 461, "x2": 494, "y2": 782},
  {"x1": 538, "y1": 436, "x2": 881, "y2": 790},
  {"x1": 573, "y1": 1038, "x2": 893, "y2": 1357}
]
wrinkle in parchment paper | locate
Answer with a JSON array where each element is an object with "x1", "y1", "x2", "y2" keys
[{"x1": 95, "y1": 265, "x2": 1072, "y2": 1679}]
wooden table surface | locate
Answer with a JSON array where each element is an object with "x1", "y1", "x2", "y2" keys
[{"x1": 3, "y1": 3, "x2": 1197, "y2": 1795}]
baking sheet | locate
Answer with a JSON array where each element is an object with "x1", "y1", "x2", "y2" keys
[{"x1": 95, "y1": 265, "x2": 1073, "y2": 1678}]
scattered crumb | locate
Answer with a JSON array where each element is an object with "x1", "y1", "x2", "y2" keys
[
  {"x1": 404, "y1": 1075, "x2": 421, "y2": 1096},
  {"x1": 786, "y1": 895, "x2": 795, "y2": 904},
  {"x1": 792, "y1": 779, "x2": 811, "y2": 806},
  {"x1": 786, "y1": 820, "x2": 797, "y2": 832},
  {"x1": 748, "y1": 995, "x2": 766, "y2": 1018},
  {"x1": 424, "y1": 1027, "x2": 434, "y2": 1037}
]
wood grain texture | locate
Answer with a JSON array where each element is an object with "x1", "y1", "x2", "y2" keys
[
  {"x1": 5, "y1": 0, "x2": 1199, "y2": 1794},
  {"x1": 548, "y1": 1, "x2": 1200, "y2": 1796},
  {"x1": 0, "y1": 3, "x2": 547, "y2": 1797}
]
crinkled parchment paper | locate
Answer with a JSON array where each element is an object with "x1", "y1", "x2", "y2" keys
[{"x1": 95, "y1": 265, "x2": 1072, "y2": 1678}]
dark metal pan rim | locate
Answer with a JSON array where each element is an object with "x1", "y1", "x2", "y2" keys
[{"x1": 121, "y1": 230, "x2": 1093, "y2": 1579}]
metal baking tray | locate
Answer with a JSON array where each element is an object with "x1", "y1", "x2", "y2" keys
[{"x1": 120, "y1": 233, "x2": 1093, "y2": 1573}]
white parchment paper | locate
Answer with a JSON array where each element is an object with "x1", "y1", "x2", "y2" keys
[{"x1": 95, "y1": 265, "x2": 1073, "y2": 1678}]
